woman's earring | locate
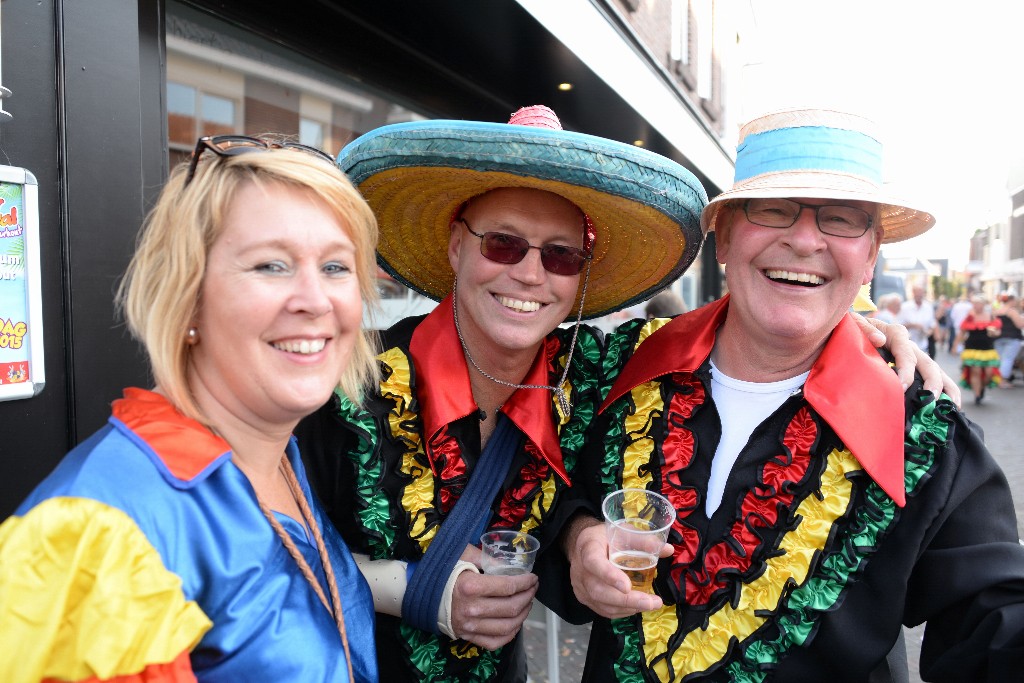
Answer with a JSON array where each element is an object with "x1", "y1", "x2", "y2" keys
[{"x1": 186, "y1": 327, "x2": 199, "y2": 345}]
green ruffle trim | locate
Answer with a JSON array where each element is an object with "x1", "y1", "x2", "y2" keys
[
  {"x1": 350, "y1": 328, "x2": 605, "y2": 676},
  {"x1": 597, "y1": 319, "x2": 648, "y2": 491},
  {"x1": 724, "y1": 393, "x2": 953, "y2": 683},
  {"x1": 400, "y1": 620, "x2": 501, "y2": 681},
  {"x1": 600, "y1": 319, "x2": 670, "y2": 681},
  {"x1": 611, "y1": 613, "x2": 656, "y2": 683},
  {"x1": 336, "y1": 386, "x2": 395, "y2": 555},
  {"x1": 961, "y1": 358, "x2": 1001, "y2": 368},
  {"x1": 555, "y1": 325, "x2": 604, "y2": 471},
  {"x1": 600, "y1": 319, "x2": 647, "y2": 398}
]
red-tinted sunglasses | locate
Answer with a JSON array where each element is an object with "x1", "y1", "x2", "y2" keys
[{"x1": 462, "y1": 219, "x2": 591, "y2": 276}]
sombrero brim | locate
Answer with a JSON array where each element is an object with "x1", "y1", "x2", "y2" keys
[
  {"x1": 700, "y1": 171, "x2": 935, "y2": 243},
  {"x1": 340, "y1": 120, "x2": 708, "y2": 319}
]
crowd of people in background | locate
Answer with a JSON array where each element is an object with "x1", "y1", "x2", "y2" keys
[{"x1": 873, "y1": 285, "x2": 1024, "y2": 403}]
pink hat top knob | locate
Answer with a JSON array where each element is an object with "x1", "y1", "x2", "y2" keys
[{"x1": 508, "y1": 105, "x2": 562, "y2": 130}]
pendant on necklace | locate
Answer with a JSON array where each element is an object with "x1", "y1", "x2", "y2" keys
[{"x1": 556, "y1": 388, "x2": 571, "y2": 416}]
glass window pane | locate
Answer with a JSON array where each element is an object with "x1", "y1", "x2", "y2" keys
[
  {"x1": 300, "y1": 118, "x2": 325, "y2": 148},
  {"x1": 200, "y1": 93, "x2": 236, "y2": 137},
  {"x1": 168, "y1": 81, "x2": 195, "y2": 115},
  {"x1": 167, "y1": 81, "x2": 196, "y2": 145},
  {"x1": 167, "y1": 0, "x2": 431, "y2": 328}
]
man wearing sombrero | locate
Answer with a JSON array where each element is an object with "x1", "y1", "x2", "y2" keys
[
  {"x1": 568, "y1": 108, "x2": 1024, "y2": 681},
  {"x1": 297, "y1": 105, "x2": 708, "y2": 681}
]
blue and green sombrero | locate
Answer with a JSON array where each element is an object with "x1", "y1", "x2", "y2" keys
[{"x1": 338, "y1": 106, "x2": 708, "y2": 319}]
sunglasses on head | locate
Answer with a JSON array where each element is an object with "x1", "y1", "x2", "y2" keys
[
  {"x1": 184, "y1": 135, "x2": 335, "y2": 186},
  {"x1": 461, "y1": 219, "x2": 591, "y2": 276}
]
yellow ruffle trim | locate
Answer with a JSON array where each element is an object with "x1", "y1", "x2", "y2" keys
[
  {"x1": 622, "y1": 382, "x2": 659, "y2": 491},
  {"x1": 644, "y1": 448, "x2": 860, "y2": 680},
  {"x1": 380, "y1": 347, "x2": 437, "y2": 553},
  {"x1": 0, "y1": 497, "x2": 211, "y2": 683},
  {"x1": 520, "y1": 345, "x2": 573, "y2": 534},
  {"x1": 960, "y1": 348, "x2": 1000, "y2": 363},
  {"x1": 521, "y1": 474, "x2": 556, "y2": 537},
  {"x1": 621, "y1": 319, "x2": 673, "y2": 491},
  {"x1": 639, "y1": 317, "x2": 676, "y2": 340}
]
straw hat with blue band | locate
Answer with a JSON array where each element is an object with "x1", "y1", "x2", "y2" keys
[
  {"x1": 701, "y1": 108, "x2": 935, "y2": 243},
  {"x1": 339, "y1": 106, "x2": 708, "y2": 319}
]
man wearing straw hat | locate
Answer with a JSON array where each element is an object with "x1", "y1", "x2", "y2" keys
[
  {"x1": 297, "y1": 105, "x2": 709, "y2": 681},
  {"x1": 567, "y1": 108, "x2": 1024, "y2": 681}
]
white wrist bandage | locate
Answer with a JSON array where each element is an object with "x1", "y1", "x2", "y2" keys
[
  {"x1": 438, "y1": 560, "x2": 481, "y2": 639},
  {"x1": 354, "y1": 553, "x2": 481, "y2": 640}
]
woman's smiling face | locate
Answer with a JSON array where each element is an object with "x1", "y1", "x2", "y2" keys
[{"x1": 188, "y1": 180, "x2": 363, "y2": 430}]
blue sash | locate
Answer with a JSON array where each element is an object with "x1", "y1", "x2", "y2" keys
[{"x1": 402, "y1": 413, "x2": 520, "y2": 634}]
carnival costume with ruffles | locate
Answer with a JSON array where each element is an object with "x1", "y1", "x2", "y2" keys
[
  {"x1": 298, "y1": 296, "x2": 602, "y2": 682},
  {"x1": 0, "y1": 389, "x2": 377, "y2": 683},
  {"x1": 959, "y1": 313, "x2": 1002, "y2": 386},
  {"x1": 582, "y1": 296, "x2": 1024, "y2": 682}
]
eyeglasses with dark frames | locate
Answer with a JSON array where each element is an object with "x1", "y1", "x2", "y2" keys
[
  {"x1": 461, "y1": 219, "x2": 591, "y2": 276},
  {"x1": 743, "y1": 198, "x2": 874, "y2": 238},
  {"x1": 184, "y1": 135, "x2": 335, "y2": 186}
]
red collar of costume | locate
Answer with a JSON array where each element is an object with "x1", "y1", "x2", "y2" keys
[
  {"x1": 600, "y1": 295, "x2": 906, "y2": 506},
  {"x1": 409, "y1": 294, "x2": 569, "y2": 484},
  {"x1": 112, "y1": 387, "x2": 233, "y2": 486}
]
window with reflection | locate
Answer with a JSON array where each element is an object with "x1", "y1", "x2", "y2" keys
[{"x1": 165, "y1": 1, "x2": 436, "y2": 329}]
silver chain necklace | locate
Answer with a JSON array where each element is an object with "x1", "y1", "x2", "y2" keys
[{"x1": 452, "y1": 261, "x2": 592, "y2": 417}]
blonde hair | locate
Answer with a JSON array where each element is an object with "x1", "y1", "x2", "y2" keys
[{"x1": 118, "y1": 147, "x2": 380, "y2": 424}]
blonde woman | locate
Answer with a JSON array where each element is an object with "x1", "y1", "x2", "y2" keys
[{"x1": 0, "y1": 136, "x2": 380, "y2": 682}]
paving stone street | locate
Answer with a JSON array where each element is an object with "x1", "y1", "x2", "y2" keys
[{"x1": 523, "y1": 347, "x2": 1024, "y2": 682}]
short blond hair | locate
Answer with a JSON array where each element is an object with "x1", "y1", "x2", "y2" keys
[{"x1": 118, "y1": 147, "x2": 380, "y2": 424}]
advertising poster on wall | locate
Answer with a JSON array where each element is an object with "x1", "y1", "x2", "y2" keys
[{"x1": 0, "y1": 166, "x2": 43, "y2": 401}]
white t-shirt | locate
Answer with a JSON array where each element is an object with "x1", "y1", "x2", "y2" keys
[
  {"x1": 706, "y1": 361, "x2": 810, "y2": 516},
  {"x1": 898, "y1": 299, "x2": 935, "y2": 351},
  {"x1": 950, "y1": 300, "x2": 972, "y2": 330}
]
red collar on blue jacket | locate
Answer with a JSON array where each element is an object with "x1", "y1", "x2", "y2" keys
[
  {"x1": 112, "y1": 387, "x2": 232, "y2": 485},
  {"x1": 600, "y1": 295, "x2": 906, "y2": 507},
  {"x1": 409, "y1": 294, "x2": 569, "y2": 484}
]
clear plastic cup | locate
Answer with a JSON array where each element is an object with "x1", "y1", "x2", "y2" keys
[
  {"x1": 601, "y1": 488, "x2": 674, "y2": 592},
  {"x1": 479, "y1": 530, "x2": 540, "y2": 575}
]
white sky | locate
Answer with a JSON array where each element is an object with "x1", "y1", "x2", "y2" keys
[{"x1": 739, "y1": 1, "x2": 1024, "y2": 270}]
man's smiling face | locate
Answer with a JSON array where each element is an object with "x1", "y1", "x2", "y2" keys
[
  {"x1": 715, "y1": 197, "x2": 881, "y2": 348},
  {"x1": 447, "y1": 187, "x2": 584, "y2": 365}
]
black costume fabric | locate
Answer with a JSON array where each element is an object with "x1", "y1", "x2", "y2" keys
[
  {"x1": 298, "y1": 297, "x2": 601, "y2": 682},
  {"x1": 580, "y1": 297, "x2": 1024, "y2": 682}
]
